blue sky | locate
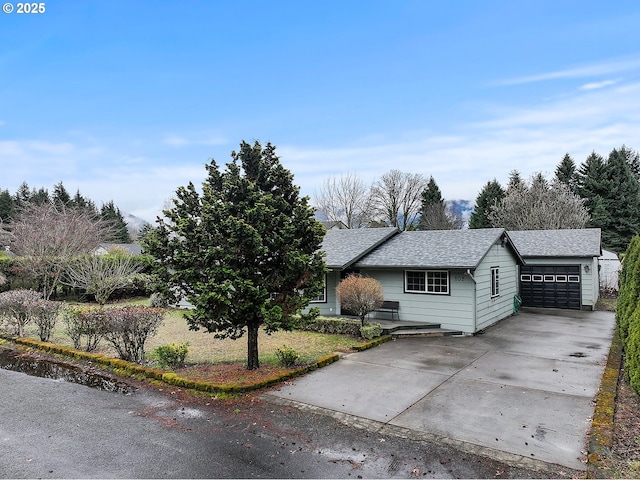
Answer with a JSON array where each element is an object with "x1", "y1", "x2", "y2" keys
[{"x1": 2, "y1": 1, "x2": 639, "y2": 222}]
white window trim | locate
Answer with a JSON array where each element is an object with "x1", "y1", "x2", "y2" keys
[
  {"x1": 405, "y1": 270, "x2": 449, "y2": 295},
  {"x1": 491, "y1": 267, "x2": 500, "y2": 298},
  {"x1": 310, "y1": 274, "x2": 327, "y2": 303}
]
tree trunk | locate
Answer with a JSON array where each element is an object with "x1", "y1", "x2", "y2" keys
[{"x1": 246, "y1": 317, "x2": 260, "y2": 370}]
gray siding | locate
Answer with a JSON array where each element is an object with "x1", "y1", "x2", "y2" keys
[
  {"x1": 358, "y1": 268, "x2": 476, "y2": 332},
  {"x1": 474, "y1": 243, "x2": 519, "y2": 331}
]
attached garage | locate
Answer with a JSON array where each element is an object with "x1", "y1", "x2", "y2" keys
[
  {"x1": 519, "y1": 265, "x2": 581, "y2": 309},
  {"x1": 510, "y1": 229, "x2": 602, "y2": 311}
]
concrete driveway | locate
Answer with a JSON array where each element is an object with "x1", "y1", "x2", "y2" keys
[{"x1": 266, "y1": 309, "x2": 615, "y2": 471}]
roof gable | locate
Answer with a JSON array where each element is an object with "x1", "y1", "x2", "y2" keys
[
  {"x1": 354, "y1": 228, "x2": 517, "y2": 269},
  {"x1": 508, "y1": 229, "x2": 601, "y2": 258},
  {"x1": 321, "y1": 227, "x2": 399, "y2": 269}
]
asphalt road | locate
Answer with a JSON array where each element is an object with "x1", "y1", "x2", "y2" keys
[{"x1": 0, "y1": 357, "x2": 576, "y2": 479}]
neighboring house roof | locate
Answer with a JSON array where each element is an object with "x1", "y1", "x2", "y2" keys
[
  {"x1": 96, "y1": 243, "x2": 143, "y2": 256},
  {"x1": 508, "y1": 228, "x2": 601, "y2": 258},
  {"x1": 321, "y1": 227, "x2": 399, "y2": 269},
  {"x1": 354, "y1": 228, "x2": 521, "y2": 269}
]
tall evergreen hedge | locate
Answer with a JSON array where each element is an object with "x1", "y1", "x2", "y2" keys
[{"x1": 616, "y1": 235, "x2": 640, "y2": 394}]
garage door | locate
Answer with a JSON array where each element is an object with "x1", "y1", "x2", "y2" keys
[{"x1": 519, "y1": 265, "x2": 581, "y2": 309}]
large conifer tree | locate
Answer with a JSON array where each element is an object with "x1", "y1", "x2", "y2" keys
[
  {"x1": 145, "y1": 141, "x2": 326, "y2": 370},
  {"x1": 469, "y1": 179, "x2": 505, "y2": 229}
]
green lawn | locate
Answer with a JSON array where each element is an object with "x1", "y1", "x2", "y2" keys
[{"x1": 22, "y1": 299, "x2": 362, "y2": 367}]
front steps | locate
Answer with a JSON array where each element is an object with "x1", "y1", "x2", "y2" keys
[{"x1": 378, "y1": 321, "x2": 464, "y2": 338}]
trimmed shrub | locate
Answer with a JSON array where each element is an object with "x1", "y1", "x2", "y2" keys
[
  {"x1": 62, "y1": 305, "x2": 105, "y2": 352},
  {"x1": 336, "y1": 274, "x2": 384, "y2": 326},
  {"x1": 152, "y1": 342, "x2": 189, "y2": 369},
  {"x1": 360, "y1": 322, "x2": 383, "y2": 340},
  {"x1": 275, "y1": 345, "x2": 299, "y2": 367},
  {"x1": 31, "y1": 300, "x2": 63, "y2": 342},
  {"x1": 101, "y1": 305, "x2": 164, "y2": 364},
  {"x1": 300, "y1": 316, "x2": 361, "y2": 336},
  {"x1": 0, "y1": 289, "x2": 43, "y2": 337}
]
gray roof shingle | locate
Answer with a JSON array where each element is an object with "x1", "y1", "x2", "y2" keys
[
  {"x1": 321, "y1": 227, "x2": 399, "y2": 269},
  {"x1": 354, "y1": 228, "x2": 511, "y2": 269},
  {"x1": 508, "y1": 229, "x2": 601, "y2": 258}
]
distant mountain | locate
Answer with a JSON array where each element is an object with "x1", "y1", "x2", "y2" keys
[
  {"x1": 447, "y1": 199, "x2": 474, "y2": 228},
  {"x1": 124, "y1": 213, "x2": 151, "y2": 240}
]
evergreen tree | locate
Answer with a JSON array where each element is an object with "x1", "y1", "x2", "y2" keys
[
  {"x1": 144, "y1": 141, "x2": 326, "y2": 370},
  {"x1": 71, "y1": 190, "x2": 98, "y2": 216},
  {"x1": 418, "y1": 176, "x2": 461, "y2": 230},
  {"x1": 576, "y1": 151, "x2": 608, "y2": 213},
  {"x1": 598, "y1": 148, "x2": 640, "y2": 252},
  {"x1": 30, "y1": 187, "x2": 50, "y2": 205},
  {"x1": 0, "y1": 189, "x2": 15, "y2": 222},
  {"x1": 52, "y1": 181, "x2": 72, "y2": 206},
  {"x1": 101, "y1": 200, "x2": 131, "y2": 243},
  {"x1": 507, "y1": 170, "x2": 524, "y2": 191},
  {"x1": 555, "y1": 153, "x2": 578, "y2": 194},
  {"x1": 14, "y1": 181, "x2": 32, "y2": 205},
  {"x1": 469, "y1": 179, "x2": 505, "y2": 229}
]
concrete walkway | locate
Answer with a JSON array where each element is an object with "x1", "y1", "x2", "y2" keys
[{"x1": 266, "y1": 309, "x2": 615, "y2": 471}]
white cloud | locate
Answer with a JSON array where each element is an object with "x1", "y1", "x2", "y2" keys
[
  {"x1": 285, "y1": 80, "x2": 640, "y2": 202},
  {"x1": 494, "y1": 56, "x2": 640, "y2": 86},
  {"x1": 580, "y1": 79, "x2": 618, "y2": 91}
]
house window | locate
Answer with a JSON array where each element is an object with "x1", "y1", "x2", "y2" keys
[
  {"x1": 520, "y1": 274, "x2": 531, "y2": 282},
  {"x1": 405, "y1": 270, "x2": 449, "y2": 294},
  {"x1": 491, "y1": 267, "x2": 499, "y2": 297},
  {"x1": 310, "y1": 274, "x2": 326, "y2": 303}
]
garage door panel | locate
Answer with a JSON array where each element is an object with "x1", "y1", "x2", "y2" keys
[{"x1": 520, "y1": 266, "x2": 581, "y2": 310}]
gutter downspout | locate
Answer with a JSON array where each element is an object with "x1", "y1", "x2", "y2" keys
[{"x1": 466, "y1": 269, "x2": 477, "y2": 334}]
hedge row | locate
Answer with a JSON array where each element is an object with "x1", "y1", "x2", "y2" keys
[{"x1": 616, "y1": 235, "x2": 640, "y2": 394}]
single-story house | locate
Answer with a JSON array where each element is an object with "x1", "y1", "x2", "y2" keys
[
  {"x1": 312, "y1": 227, "x2": 524, "y2": 334},
  {"x1": 508, "y1": 229, "x2": 601, "y2": 310},
  {"x1": 94, "y1": 243, "x2": 143, "y2": 256}
]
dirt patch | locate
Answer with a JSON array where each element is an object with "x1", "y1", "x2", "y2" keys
[{"x1": 174, "y1": 362, "x2": 296, "y2": 387}]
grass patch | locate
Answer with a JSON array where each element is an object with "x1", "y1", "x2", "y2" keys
[{"x1": 12, "y1": 300, "x2": 363, "y2": 390}]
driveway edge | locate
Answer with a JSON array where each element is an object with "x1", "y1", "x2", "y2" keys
[
  {"x1": 264, "y1": 394, "x2": 573, "y2": 475},
  {"x1": 587, "y1": 328, "x2": 622, "y2": 478}
]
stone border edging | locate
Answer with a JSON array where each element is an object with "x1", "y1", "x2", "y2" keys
[
  {"x1": 587, "y1": 328, "x2": 623, "y2": 478},
  {"x1": 0, "y1": 334, "x2": 341, "y2": 394}
]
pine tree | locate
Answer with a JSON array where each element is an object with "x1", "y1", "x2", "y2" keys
[
  {"x1": 52, "y1": 181, "x2": 72, "y2": 206},
  {"x1": 555, "y1": 153, "x2": 578, "y2": 194},
  {"x1": 101, "y1": 200, "x2": 131, "y2": 243},
  {"x1": 144, "y1": 141, "x2": 326, "y2": 370},
  {"x1": 599, "y1": 148, "x2": 640, "y2": 252},
  {"x1": 469, "y1": 180, "x2": 505, "y2": 229},
  {"x1": 576, "y1": 151, "x2": 608, "y2": 213},
  {"x1": 0, "y1": 189, "x2": 15, "y2": 222},
  {"x1": 418, "y1": 176, "x2": 462, "y2": 230}
]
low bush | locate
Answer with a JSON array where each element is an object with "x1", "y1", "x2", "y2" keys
[
  {"x1": 360, "y1": 322, "x2": 383, "y2": 340},
  {"x1": 0, "y1": 289, "x2": 44, "y2": 337},
  {"x1": 300, "y1": 316, "x2": 361, "y2": 336},
  {"x1": 101, "y1": 305, "x2": 165, "y2": 364},
  {"x1": 31, "y1": 300, "x2": 63, "y2": 342},
  {"x1": 62, "y1": 305, "x2": 105, "y2": 352},
  {"x1": 275, "y1": 344, "x2": 299, "y2": 367},
  {"x1": 152, "y1": 342, "x2": 189, "y2": 369}
]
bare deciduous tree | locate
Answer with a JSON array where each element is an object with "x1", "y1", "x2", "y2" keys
[
  {"x1": 370, "y1": 170, "x2": 428, "y2": 230},
  {"x1": 5, "y1": 203, "x2": 113, "y2": 299},
  {"x1": 488, "y1": 173, "x2": 590, "y2": 230},
  {"x1": 420, "y1": 202, "x2": 464, "y2": 230},
  {"x1": 313, "y1": 173, "x2": 373, "y2": 228},
  {"x1": 62, "y1": 253, "x2": 143, "y2": 305}
]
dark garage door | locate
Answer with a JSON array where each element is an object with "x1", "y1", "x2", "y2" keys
[{"x1": 519, "y1": 265, "x2": 581, "y2": 310}]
